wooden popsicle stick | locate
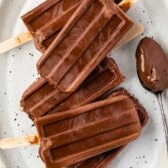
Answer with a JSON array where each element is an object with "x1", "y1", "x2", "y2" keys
[
  {"x1": 0, "y1": 134, "x2": 39, "y2": 149},
  {"x1": 0, "y1": 0, "x2": 138, "y2": 55},
  {"x1": 113, "y1": 23, "x2": 144, "y2": 51},
  {"x1": 119, "y1": 0, "x2": 138, "y2": 8},
  {"x1": 0, "y1": 32, "x2": 32, "y2": 55}
]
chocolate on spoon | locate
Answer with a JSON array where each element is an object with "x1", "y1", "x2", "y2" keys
[
  {"x1": 136, "y1": 37, "x2": 168, "y2": 93},
  {"x1": 136, "y1": 37, "x2": 168, "y2": 154}
]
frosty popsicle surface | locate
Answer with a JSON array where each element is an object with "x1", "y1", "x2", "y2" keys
[
  {"x1": 21, "y1": 57, "x2": 124, "y2": 119},
  {"x1": 35, "y1": 92, "x2": 141, "y2": 167},
  {"x1": 37, "y1": 0, "x2": 133, "y2": 92}
]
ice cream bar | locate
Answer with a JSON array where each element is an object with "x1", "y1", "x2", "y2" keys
[
  {"x1": 35, "y1": 92, "x2": 141, "y2": 167},
  {"x1": 37, "y1": 0, "x2": 133, "y2": 92},
  {"x1": 21, "y1": 0, "x2": 82, "y2": 52},
  {"x1": 21, "y1": 57, "x2": 124, "y2": 119},
  {"x1": 21, "y1": 0, "x2": 130, "y2": 53}
]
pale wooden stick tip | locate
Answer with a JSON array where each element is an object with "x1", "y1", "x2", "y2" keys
[
  {"x1": 0, "y1": 31, "x2": 33, "y2": 55},
  {"x1": 15, "y1": 31, "x2": 32, "y2": 44},
  {"x1": 0, "y1": 134, "x2": 39, "y2": 149},
  {"x1": 119, "y1": 0, "x2": 138, "y2": 7}
]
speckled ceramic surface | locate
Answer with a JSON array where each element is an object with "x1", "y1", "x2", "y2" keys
[{"x1": 0, "y1": 0, "x2": 168, "y2": 168}]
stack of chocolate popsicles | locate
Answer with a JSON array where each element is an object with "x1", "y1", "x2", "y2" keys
[{"x1": 14, "y1": 0, "x2": 148, "y2": 167}]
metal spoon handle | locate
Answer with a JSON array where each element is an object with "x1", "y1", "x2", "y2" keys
[{"x1": 157, "y1": 92, "x2": 168, "y2": 155}]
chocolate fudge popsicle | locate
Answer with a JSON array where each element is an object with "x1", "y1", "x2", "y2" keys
[
  {"x1": 21, "y1": 0, "x2": 132, "y2": 53},
  {"x1": 22, "y1": 0, "x2": 82, "y2": 52},
  {"x1": 35, "y1": 92, "x2": 141, "y2": 167},
  {"x1": 21, "y1": 57, "x2": 124, "y2": 119},
  {"x1": 37, "y1": 0, "x2": 133, "y2": 92}
]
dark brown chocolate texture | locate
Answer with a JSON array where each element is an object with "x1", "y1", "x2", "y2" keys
[
  {"x1": 21, "y1": 0, "x2": 130, "y2": 53},
  {"x1": 109, "y1": 88, "x2": 148, "y2": 127},
  {"x1": 21, "y1": 57, "x2": 124, "y2": 119},
  {"x1": 22, "y1": 0, "x2": 83, "y2": 53},
  {"x1": 35, "y1": 91, "x2": 142, "y2": 168},
  {"x1": 69, "y1": 148, "x2": 123, "y2": 168},
  {"x1": 136, "y1": 37, "x2": 168, "y2": 93},
  {"x1": 69, "y1": 88, "x2": 148, "y2": 168},
  {"x1": 37, "y1": 0, "x2": 133, "y2": 92}
]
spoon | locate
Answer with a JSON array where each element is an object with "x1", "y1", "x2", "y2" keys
[{"x1": 136, "y1": 37, "x2": 168, "y2": 154}]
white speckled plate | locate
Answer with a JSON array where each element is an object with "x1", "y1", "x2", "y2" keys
[{"x1": 0, "y1": 0, "x2": 168, "y2": 168}]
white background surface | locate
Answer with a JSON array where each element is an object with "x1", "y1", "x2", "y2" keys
[{"x1": 0, "y1": 0, "x2": 168, "y2": 168}]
